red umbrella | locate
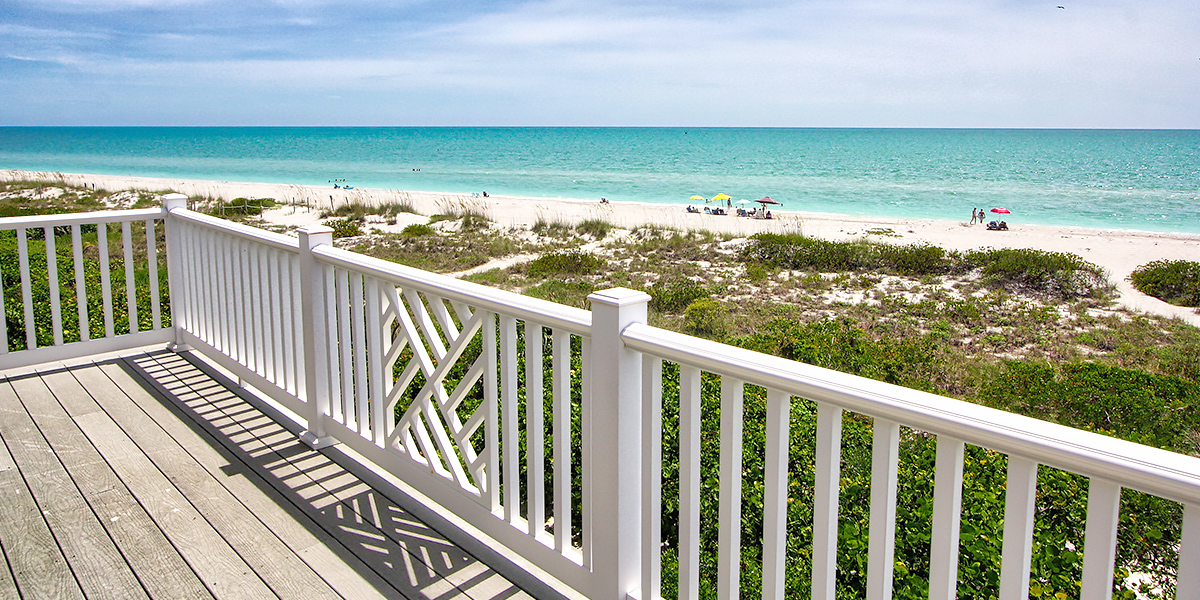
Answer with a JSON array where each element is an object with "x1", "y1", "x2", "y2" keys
[
  {"x1": 757, "y1": 196, "x2": 782, "y2": 206},
  {"x1": 990, "y1": 207, "x2": 1011, "y2": 214}
]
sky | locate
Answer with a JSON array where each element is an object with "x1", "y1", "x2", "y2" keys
[{"x1": 0, "y1": 0, "x2": 1197, "y2": 128}]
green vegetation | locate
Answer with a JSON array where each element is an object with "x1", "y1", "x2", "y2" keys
[
  {"x1": 320, "y1": 199, "x2": 417, "y2": 222},
  {"x1": 526, "y1": 250, "x2": 604, "y2": 278},
  {"x1": 400, "y1": 223, "x2": 435, "y2": 237},
  {"x1": 326, "y1": 217, "x2": 363, "y2": 238},
  {"x1": 741, "y1": 234, "x2": 1110, "y2": 300},
  {"x1": 210, "y1": 196, "x2": 276, "y2": 217},
  {"x1": 1, "y1": 223, "x2": 170, "y2": 350},
  {"x1": 6, "y1": 179, "x2": 1196, "y2": 600},
  {"x1": 644, "y1": 278, "x2": 722, "y2": 313},
  {"x1": 1129, "y1": 260, "x2": 1200, "y2": 307},
  {"x1": 576, "y1": 218, "x2": 613, "y2": 239}
]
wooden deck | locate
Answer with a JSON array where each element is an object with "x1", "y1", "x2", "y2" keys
[{"x1": 0, "y1": 348, "x2": 542, "y2": 600}]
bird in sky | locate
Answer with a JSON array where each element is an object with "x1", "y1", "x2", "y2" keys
[{"x1": 1057, "y1": 5, "x2": 1065, "y2": 8}]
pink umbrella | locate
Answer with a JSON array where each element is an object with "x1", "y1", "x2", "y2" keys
[{"x1": 990, "y1": 207, "x2": 1011, "y2": 214}]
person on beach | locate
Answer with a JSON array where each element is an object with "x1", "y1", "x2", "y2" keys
[{"x1": 971, "y1": 208, "x2": 978, "y2": 224}]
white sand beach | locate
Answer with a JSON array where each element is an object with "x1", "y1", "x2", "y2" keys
[{"x1": 6, "y1": 169, "x2": 1199, "y2": 326}]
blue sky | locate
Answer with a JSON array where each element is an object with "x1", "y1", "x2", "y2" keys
[{"x1": 1, "y1": 0, "x2": 1197, "y2": 127}]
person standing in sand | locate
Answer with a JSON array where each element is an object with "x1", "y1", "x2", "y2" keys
[{"x1": 971, "y1": 208, "x2": 978, "y2": 224}]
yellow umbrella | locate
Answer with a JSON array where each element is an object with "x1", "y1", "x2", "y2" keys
[
  {"x1": 712, "y1": 193, "x2": 731, "y2": 202},
  {"x1": 690, "y1": 195, "x2": 706, "y2": 201}
]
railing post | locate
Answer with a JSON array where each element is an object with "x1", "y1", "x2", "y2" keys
[
  {"x1": 161, "y1": 193, "x2": 191, "y2": 352},
  {"x1": 588, "y1": 287, "x2": 649, "y2": 600},
  {"x1": 298, "y1": 225, "x2": 337, "y2": 449}
]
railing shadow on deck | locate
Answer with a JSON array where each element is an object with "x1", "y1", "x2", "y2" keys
[{"x1": 115, "y1": 348, "x2": 563, "y2": 600}]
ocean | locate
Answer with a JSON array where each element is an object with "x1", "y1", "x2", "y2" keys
[{"x1": 2, "y1": 127, "x2": 1198, "y2": 234}]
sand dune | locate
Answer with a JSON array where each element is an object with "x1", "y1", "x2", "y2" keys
[{"x1": 5, "y1": 169, "x2": 1198, "y2": 326}]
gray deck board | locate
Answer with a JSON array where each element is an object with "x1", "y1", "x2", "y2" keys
[
  {"x1": 0, "y1": 348, "x2": 541, "y2": 600},
  {"x1": 72, "y1": 363, "x2": 345, "y2": 600},
  {"x1": 0, "y1": 382, "x2": 86, "y2": 600},
  {"x1": 36, "y1": 369, "x2": 216, "y2": 600},
  {"x1": 5, "y1": 375, "x2": 149, "y2": 600}
]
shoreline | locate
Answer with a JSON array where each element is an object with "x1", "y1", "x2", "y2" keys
[{"x1": 5, "y1": 169, "x2": 1199, "y2": 326}]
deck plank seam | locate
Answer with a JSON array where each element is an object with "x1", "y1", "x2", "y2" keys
[
  {"x1": 136, "y1": 350, "x2": 517, "y2": 600},
  {"x1": 10, "y1": 366, "x2": 218, "y2": 600},
  {"x1": 58, "y1": 360, "x2": 289, "y2": 600},
  {"x1": 111, "y1": 352, "x2": 417, "y2": 600}
]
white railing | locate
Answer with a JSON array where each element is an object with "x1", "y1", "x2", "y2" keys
[
  {"x1": 2, "y1": 196, "x2": 1199, "y2": 600},
  {"x1": 0, "y1": 208, "x2": 172, "y2": 369}
]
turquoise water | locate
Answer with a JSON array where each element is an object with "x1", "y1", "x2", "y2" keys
[{"x1": 2, "y1": 127, "x2": 1198, "y2": 233}]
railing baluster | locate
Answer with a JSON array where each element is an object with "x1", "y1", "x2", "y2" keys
[
  {"x1": 366, "y1": 276, "x2": 385, "y2": 447},
  {"x1": 678, "y1": 365, "x2": 702, "y2": 600},
  {"x1": 44, "y1": 226, "x2": 63, "y2": 345},
  {"x1": 1181, "y1": 503, "x2": 1200, "y2": 600},
  {"x1": 202, "y1": 228, "x2": 216, "y2": 347},
  {"x1": 580, "y1": 336, "x2": 592, "y2": 567},
  {"x1": 225, "y1": 234, "x2": 236, "y2": 355},
  {"x1": 122, "y1": 220, "x2": 137, "y2": 334},
  {"x1": 259, "y1": 244, "x2": 273, "y2": 380},
  {"x1": 762, "y1": 389, "x2": 790, "y2": 600},
  {"x1": 71, "y1": 224, "x2": 88, "y2": 342},
  {"x1": 553, "y1": 328, "x2": 571, "y2": 552},
  {"x1": 812, "y1": 402, "x2": 843, "y2": 600},
  {"x1": 868, "y1": 419, "x2": 901, "y2": 600},
  {"x1": 501, "y1": 315, "x2": 519, "y2": 524},
  {"x1": 291, "y1": 256, "x2": 305, "y2": 399},
  {"x1": 484, "y1": 312, "x2": 500, "y2": 510},
  {"x1": 280, "y1": 252, "x2": 296, "y2": 395},
  {"x1": 1081, "y1": 479, "x2": 1121, "y2": 600},
  {"x1": 526, "y1": 323, "x2": 546, "y2": 539},
  {"x1": 146, "y1": 219, "x2": 161, "y2": 330},
  {"x1": 17, "y1": 228, "x2": 35, "y2": 349},
  {"x1": 351, "y1": 272, "x2": 368, "y2": 437},
  {"x1": 322, "y1": 263, "x2": 340, "y2": 423},
  {"x1": 999, "y1": 457, "x2": 1038, "y2": 600},
  {"x1": 98, "y1": 223, "x2": 113, "y2": 338},
  {"x1": 268, "y1": 250, "x2": 283, "y2": 387},
  {"x1": 0, "y1": 232, "x2": 7, "y2": 353},
  {"x1": 336, "y1": 268, "x2": 353, "y2": 428},
  {"x1": 930, "y1": 436, "x2": 965, "y2": 600},
  {"x1": 642, "y1": 356, "x2": 663, "y2": 600},
  {"x1": 250, "y1": 242, "x2": 264, "y2": 374},
  {"x1": 718, "y1": 377, "x2": 744, "y2": 600}
]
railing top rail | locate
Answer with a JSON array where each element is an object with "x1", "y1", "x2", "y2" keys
[
  {"x1": 314, "y1": 244, "x2": 592, "y2": 335},
  {"x1": 172, "y1": 207, "x2": 300, "y2": 254},
  {"x1": 0, "y1": 207, "x2": 165, "y2": 230},
  {"x1": 623, "y1": 322, "x2": 1200, "y2": 506}
]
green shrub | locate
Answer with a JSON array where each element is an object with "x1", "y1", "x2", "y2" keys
[
  {"x1": 326, "y1": 217, "x2": 363, "y2": 238},
  {"x1": 215, "y1": 197, "x2": 275, "y2": 216},
  {"x1": 526, "y1": 250, "x2": 603, "y2": 278},
  {"x1": 875, "y1": 243, "x2": 953, "y2": 276},
  {"x1": 682, "y1": 298, "x2": 727, "y2": 338},
  {"x1": 524, "y1": 280, "x2": 596, "y2": 308},
  {"x1": 400, "y1": 223, "x2": 434, "y2": 237},
  {"x1": 966, "y1": 248, "x2": 1109, "y2": 300},
  {"x1": 646, "y1": 279, "x2": 716, "y2": 313},
  {"x1": 576, "y1": 218, "x2": 612, "y2": 239},
  {"x1": 532, "y1": 217, "x2": 572, "y2": 238},
  {"x1": 1129, "y1": 259, "x2": 1200, "y2": 307},
  {"x1": 979, "y1": 360, "x2": 1200, "y2": 453},
  {"x1": 459, "y1": 210, "x2": 491, "y2": 231},
  {"x1": 741, "y1": 233, "x2": 869, "y2": 271}
]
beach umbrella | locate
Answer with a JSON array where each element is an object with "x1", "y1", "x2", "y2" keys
[
  {"x1": 990, "y1": 207, "x2": 1011, "y2": 214},
  {"x1": 756, "y1": 196, "x2": 782, "y2": 206},
  {"x1": 735, "y1": 199, "x2": 754, "y2": 205},
  {"x1": 690, "y1": 195, "x2": 707, "y2": 202},
  {"x1": 711, "y1": 193, "x2": 732, "y2": 203}
]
